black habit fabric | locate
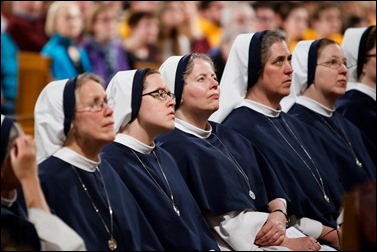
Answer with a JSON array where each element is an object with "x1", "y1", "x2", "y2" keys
[
  {"x1": 156, "y1": 121, "x2": 288, "y2": 216},
  {"x1": 336, "y1": 90, "x2": 376, "y2": 148},
  {"x1": 288, "y1": 103, "x2": 376, "y2": 191},
  {"x1": 1, "y1": 203, "x2": 41, "y2": 251},
  {"x1": 35, "y1": 156, "x2": 163, "y2": 251},
  {"x1": 221, "y1": 107, "x2": 344, "y2": 228},
  {"x1": 100, "y1": 143, "x2": 219, "y2": 251}
]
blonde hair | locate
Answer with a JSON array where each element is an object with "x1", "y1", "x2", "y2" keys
[{"x1": 44, "y1": 1, "x2": 81, "y2": 37}]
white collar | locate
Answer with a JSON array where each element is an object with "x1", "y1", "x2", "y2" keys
[
  {"x1": 296, "y1": 96, "x2": 334, "y2": 117},
  {"x1": 348, "y1": 82, "x2": 376, "y2": 101},
  {"x1": 175, "y1": 118, "x2": 212, "y2": 139},
  {"x1": 239, "y1": 99, "x2": 281, "y2": 118},
  {"x1": 115, "y1": 134, "x2": 155, "y2": 154},
  {"x1": 53, "y1": 147, "x2": 99, "y2": 172}
]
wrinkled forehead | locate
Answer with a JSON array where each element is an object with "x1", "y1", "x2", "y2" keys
[{"x1": 76, "y1": 80, "x2": 106, "y2": 100}]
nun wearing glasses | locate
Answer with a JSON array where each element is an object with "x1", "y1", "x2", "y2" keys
[
  {"x1": 33, "y1": 73, "x2": 163, "y2": 251},
  {"x1": 100, "y1": 69, "x2": 219, "y2": 251},
  {"x1": 280, "y1": 38, "x2": 375, "y2": 192}
]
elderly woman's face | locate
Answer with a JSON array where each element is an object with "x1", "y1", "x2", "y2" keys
[
  {"x1": 181, "y1": 58, "x2": 219, "y2": 117},
  {"x1": 73, "y1": 80, "x2": 115, "y2": 144},
  {"x1": 315, "y1": 43, "x2": 348, "y2": 98}
]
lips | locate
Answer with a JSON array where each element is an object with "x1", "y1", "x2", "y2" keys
[
  {"x1": 209, "y1": 93, "x2": 220, "y2": 99},
  {"x1": 167, "y1": 109, "x2": 175, "y2": 116},
  {"x1": 338, "y1": 78, "x2": 347, "y2": 84},
  {"x1": 103, "y1": 121, "x2": 114, "y2": 128}
]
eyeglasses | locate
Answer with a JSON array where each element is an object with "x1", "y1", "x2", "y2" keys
[
  {"x1": 317, "y1": 58, "x2": 354, "y2": 70},
  {"x1": 76, "y1": 97, "x2": 115, "y2": 113},
  {"x1": 142, "y1": 88, "x2": 175, "y2": 102}
]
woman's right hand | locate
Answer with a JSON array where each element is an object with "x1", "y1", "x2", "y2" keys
[{"x1": 10, "y1": 135, "x2": 38, "y2": 183}]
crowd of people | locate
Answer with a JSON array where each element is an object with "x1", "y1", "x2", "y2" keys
[{"x1": 1, "y1": 1, "x2": 376, "y2": 251}]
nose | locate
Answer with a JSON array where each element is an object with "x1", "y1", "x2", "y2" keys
[
  {"x1": 285, "y1": 61, "x2": 293, "y2": 75},
  {"x1": 167, "y1": 96, "x2": 176, "y2": 107},
  {"x1": 340, "y1": 63, "x2": 348, "y2": 75},
  {"x1": 104, "y1": 103, "x2": 113, "y2": 115},
  {"x1": 210, "y1": 77, "x2": 219, "y2": 89}
]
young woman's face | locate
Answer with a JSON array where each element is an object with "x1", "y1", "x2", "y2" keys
[
  {"x1": 181, "y1": 58, "x2": 219, "y2": 118},
  {"x1": 315, "y1": 43, "x2": 348, "y2": 98},
  {"x1": 138, "y1": 73, "x2": 176, "y2": 135}
]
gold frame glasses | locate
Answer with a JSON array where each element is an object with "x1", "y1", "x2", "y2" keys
[{"x1": 317, "y1": 58, "x2": 354, "y2": 69}]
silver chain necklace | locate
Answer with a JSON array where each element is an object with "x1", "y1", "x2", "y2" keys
[
  {"x1": 318, "y1": 114, "x2": 363, "y2": 168},
  {"x1": 130, "y1": 149, "x2": 180, "y2": 216},
  {"x1": 71, "y1": 165, "x2": 117, "y2": 250},
  {"x1": 266, "y1": 116, "x2": 330, "y2": 203},
  {"x1": 205, "y1": 133, "x2": 256, "y2": 200}
]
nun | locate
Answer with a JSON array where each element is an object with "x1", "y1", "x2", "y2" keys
[
  {"x1": 335, "y1": 26, "x2": 376, "y2": 147},
  {"x1": 210, "y1": 30, "x2": 345, "y2": 249},
  {"x1": 1, "y1": 115, "x2": 85, "y2": 251},
  {"x1": 281, "y1": 38, "x2": 375, "y2": 191},
  {"x1": 100, "y1": 69, "x2": 219, "y2": 251},
  {"x1": 156, "y1": 53, "x2": 323, "y2": 251},
  {"x1": 33, "y1": 73, "x2": 163, "y2": 251}
]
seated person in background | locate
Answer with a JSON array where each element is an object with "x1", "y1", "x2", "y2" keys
[
  {"x1": 1, "y1": 32, "x2": 18, "y2": 115},
  {"x1": 80, "y1": 2, "x2": 131, "y2": 86},
  {"x1": 5, "y1": 1, "x2": 48, "y2": 52},
  {"x1": 41, "y1": 2, "x2": 92, "y2": 80},
  {"x1": 1, "y1": 114, "x2": 85, "y2": 251},
  {"x1": 122, "y1": 11, "x2": 161, "y2": 69}
]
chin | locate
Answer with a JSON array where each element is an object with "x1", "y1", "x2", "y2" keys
[
  {"x1": 161, "y1": 124, "x2": 175, "y2": 133},
  {"x1": 102, "y1": 132, "x2": 116, "y2": 142}
]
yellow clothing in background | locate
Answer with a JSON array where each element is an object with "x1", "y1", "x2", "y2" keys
[{"x1": 197, "y1": 17, "x2": 222, "y2": 49}]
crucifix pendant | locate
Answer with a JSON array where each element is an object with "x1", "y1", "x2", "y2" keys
[
  {"x1": 249, "y1": 190, "x2": 256, "y2": 200},
  {"x1": 324, "y1": 194, "x2": 330, "y2": 203},
  {"x1": 108, "y1": 237, "x2": 117, "y2": 251},
  {"x1": 356, "y1": 158, "x2": 363, "y2": 168}
]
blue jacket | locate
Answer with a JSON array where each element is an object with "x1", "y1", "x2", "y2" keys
[
  {"x1": 41, "y1": 34, "x2": 92, "y2": 80},
  {"x1": 1, "y1": 32, "x2": 18, "y2": 115}
]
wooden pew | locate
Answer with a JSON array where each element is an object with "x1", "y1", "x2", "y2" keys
[{"x1": 15, "y1": 51, "x2": 52, "y2": 136}]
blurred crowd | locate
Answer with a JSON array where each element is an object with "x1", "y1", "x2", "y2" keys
[{"x1": 1, "y1": 1, "x2": 376, "y2": 115}]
